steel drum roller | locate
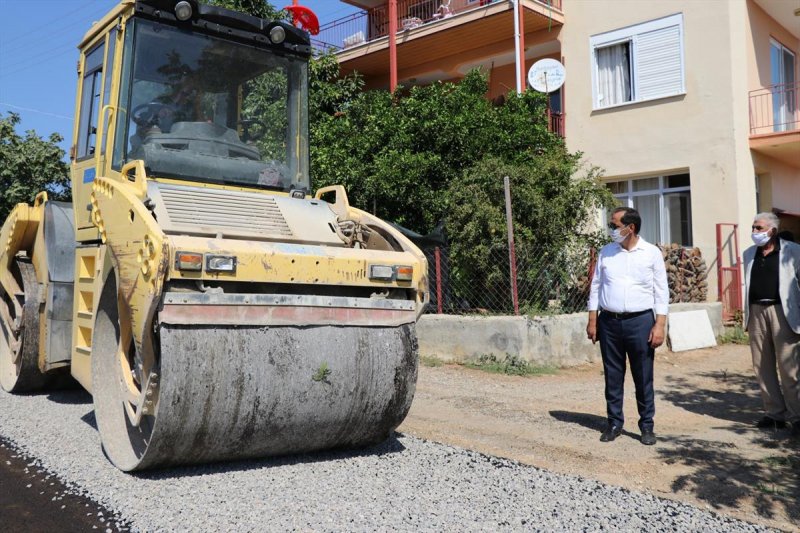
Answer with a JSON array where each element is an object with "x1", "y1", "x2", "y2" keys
[{"x1": 93, "y1": 311, "x2": 418, "y2": 471}]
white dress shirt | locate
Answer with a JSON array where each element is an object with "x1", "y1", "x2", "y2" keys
[{"x1": 588, "y1": 236, "x2": 669, "y2": 315}]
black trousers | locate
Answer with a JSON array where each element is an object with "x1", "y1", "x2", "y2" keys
[{"x1": 597, "y1": 310, "x2": 656, "y2": 431}]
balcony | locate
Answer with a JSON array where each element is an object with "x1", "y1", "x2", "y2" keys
[
  {"x1": 314, "y1": 0, "x2": 564, "y2": 89},
  {"x1": 748, "y1": 82, "x2": 800, "y2": 167}
]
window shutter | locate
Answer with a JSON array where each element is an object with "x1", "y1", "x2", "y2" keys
[{"x1": 634, "y1": 25, "x2": 683, "y2": 100}]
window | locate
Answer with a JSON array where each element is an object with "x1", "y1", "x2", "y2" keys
[
  {"x1": 595, "y1": 42, "x2": 631, "y2": 106},
  {"x1": 591, "y1": 14, "x2": 684, "y2": 109},
  {"x1": 770, "y1": 39, "x2": 796, "y2": 132},
  {"x1": 607, "y1": 173, "x2": 692, "y2": 246},
  {"x1": 77, "y1": 42, "x2": 105, "y2": 159}
]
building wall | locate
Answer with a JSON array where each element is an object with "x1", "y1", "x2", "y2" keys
[
  {"x1": 560, "y1": 0, "x2": 756, "y2": 300},
  {"x1": 745, "y1": 0, "x2": 800, "y2": 239},
  {"x1": 746, "y1": 0, "x2": 799, "y2": 92}
]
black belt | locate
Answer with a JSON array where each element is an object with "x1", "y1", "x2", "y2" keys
[
  {"x1": 752, "y1": 299, "x2": 779, "y2": 306},
  {"x1": 601, "y1": 309, "x2": 652, "y2": 320}
]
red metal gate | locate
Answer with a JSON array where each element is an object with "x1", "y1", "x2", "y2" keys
[{"x1": 716, "y1": 223, "x2": 743, "y2": 322}]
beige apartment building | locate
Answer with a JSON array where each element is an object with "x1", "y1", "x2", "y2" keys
[{"x1": 317, "y1": 0, "x2": 800, "y2": 304}]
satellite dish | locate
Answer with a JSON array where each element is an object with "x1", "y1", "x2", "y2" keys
[{"x1": 528, "y1": 58, "x2": 565, "y2": 93}]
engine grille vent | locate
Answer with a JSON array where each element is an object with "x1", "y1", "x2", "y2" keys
[{"x1": 158, "y1": 184, "x2": 293, "y2": 237}]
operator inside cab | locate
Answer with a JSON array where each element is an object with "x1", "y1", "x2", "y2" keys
[{"x1": 113, "y1": 17, "x2": 309, "y2": 192}]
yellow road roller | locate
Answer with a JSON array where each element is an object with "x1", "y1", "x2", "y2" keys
[{"x1": 0, "y1": 0, "x2": 428, "y2": 471}]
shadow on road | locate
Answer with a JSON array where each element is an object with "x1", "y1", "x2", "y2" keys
[
  {"x1": 658, "y1": 434, "x2": 799, "y2": 523},
  {"x1": 133, "y1": 431, "x2": 409, "y2": 480},
  {"x1": 45, "y1": 389, "x2": 92, "y2": 405},
  {"x1": 660, "y1": 371, "x2": 762, "y2": 425},
  {"x1": 548, "y1": 410, "x2": 640, "y2": 440},
  {"x1": 80, "y1": 410, "x2": 97, "y2": 430},
  {"x1": 658, "y1": 369, "x2": 799, "y2": 524}
]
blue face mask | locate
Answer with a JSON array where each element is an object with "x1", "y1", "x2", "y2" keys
[{"x1": 751, "y1": 231, "x2": 771, "y2": 247}]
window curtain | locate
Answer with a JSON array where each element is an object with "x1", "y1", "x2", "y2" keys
[
  {"x1": 633, "y1": 195, "x2": 660, "y2": 244},
  {"x1": 664, "y1": 192, "x2": 692, "y2": 246},
  {"x1": 596, "y1": 43, "x2": 631, "y2": 106}
]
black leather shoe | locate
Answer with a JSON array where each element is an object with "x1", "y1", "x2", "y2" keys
[
  {"x1": 756, "y1": 416, "x2": 786, "y2": 430},
  {"x1": 600, "y1": 425, "x2": 622, "y2": 442},
  {"x1": 641, "y1": 429, "x2": 656, "y2": 446}
]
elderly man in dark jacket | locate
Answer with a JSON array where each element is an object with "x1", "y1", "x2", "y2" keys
[{"x1": 743, "y1": 212, "x2": 800, "y2": 437}]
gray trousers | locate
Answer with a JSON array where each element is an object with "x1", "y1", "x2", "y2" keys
[{"x1": 748, "y1": 303, "x2": 800, "y2": 423}]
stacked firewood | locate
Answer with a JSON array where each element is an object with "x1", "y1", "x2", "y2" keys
[{"x1": 658, "y1": 244, "x2": 708, "y2": 303}]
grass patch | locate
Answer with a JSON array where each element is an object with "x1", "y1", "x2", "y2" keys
[
  {"x1": 763, "y1": 455, "x2": 800, "y2": 469},
  {"x1": 420, "y1": 355, "x2": 444, "y2": 367},
  {"x1": 718, "y1": 325, "x2": 749, "y2": 345},
  {"x1": 752, "y1": 455, "x2": 798, "y2": 499},
  {"x1": 755, "y1": 482, "x2": 792, "y2": 498},
  {"x1": 312, "y1": 362, "x2": 331, "y2": 382},
  {"x1": 462, "y1": 354, "x2": 558, "y2": 377}
]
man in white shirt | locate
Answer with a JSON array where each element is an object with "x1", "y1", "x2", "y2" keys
[{"x1": 586, "y1": 207, "x2": 669, "y2": 445}]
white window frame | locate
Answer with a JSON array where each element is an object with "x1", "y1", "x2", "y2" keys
[
  {"x1": 607, "y1": 174, "x2": 692, "y2": 246},
  {"x1": 590, "y1": 13, "x2": 685, "y2": 110},
  {"x1": 770, "y1": 37, "x2": 796, "y2": 85}
]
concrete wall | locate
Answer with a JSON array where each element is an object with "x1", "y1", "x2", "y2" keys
[{"x1": 417, "y1": 302, "x2": 724, "y2": 367}]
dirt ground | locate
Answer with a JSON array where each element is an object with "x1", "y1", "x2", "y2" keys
[{"x1": 398, "y1": 344, "x2": 799, "y2": 532}]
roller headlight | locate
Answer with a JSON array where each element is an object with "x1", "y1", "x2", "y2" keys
[
  {"x1": 174, "y1": 1, "x2": 193, "y2": 21},
  {"x1": 269, "y1": 26, "x2": 286, "y2": 44},
  {"x1": 369, "y1": 264, "x2": 394, "y2": 281},
  {"x1": 368, "y1": 264, "x2": 414, "y2": 282},
  {"x1": 206, "y1": 255, "x2": 237, "y2": 273}
]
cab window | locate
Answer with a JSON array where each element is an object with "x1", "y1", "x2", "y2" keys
[{"x1": 77, "y1": 42, "x2": 105, "y2": 159}]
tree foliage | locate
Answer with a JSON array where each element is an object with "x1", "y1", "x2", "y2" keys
[
  {"x1": 311, "y1": 68, "x2": 611, "y2": 235},
  {"x1": 0, "y1": 113, "x2": 70, "y2": 220},
  {"x1": 207, "y1": 0, "x2": 286, "y2": 20}
]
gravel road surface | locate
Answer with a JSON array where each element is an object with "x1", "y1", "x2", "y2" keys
[{"x1": 0, "y1": 387, "x2": 771, "y2": 532}]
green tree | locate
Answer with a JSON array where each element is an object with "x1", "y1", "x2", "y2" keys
[
  {"x1": 0, "y1": 113, "x2": 70, "y2": 220},
  {"x1": 311, "y1": 68, "x2": 608, "y2": 233},
  {"x1": 208, "y1": 0, "x2": 286, "y2": 20},
  {"x1": 445, "y1": 155, "x2": 611, "y2": 313}
]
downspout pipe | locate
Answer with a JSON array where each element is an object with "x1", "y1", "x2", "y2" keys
[
  {"x1": 512, "y1": 0, "x2": 522, "y2": 94},
  {"x1": 389, "y1": 0, "x2": 398, "y2": 92}
]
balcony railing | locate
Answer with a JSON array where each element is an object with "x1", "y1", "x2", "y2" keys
[
  {"x1": 548, "y1": 110, "x2": 564, "y2": 138},
  {"x1": 314, "y1": 0, "x2": 563, "y2": 53},
  {"x1": 749, "y1": 81, "x2": 799, "y2": 135}
]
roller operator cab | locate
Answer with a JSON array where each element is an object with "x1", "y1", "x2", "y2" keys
[{"x1": 0, "y1": 0, "x2": 428, "y2": 471}]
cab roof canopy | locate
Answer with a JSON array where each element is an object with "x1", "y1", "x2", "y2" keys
[{"x1": 80, "y1": 0, "x2": 310, "y2": 56}]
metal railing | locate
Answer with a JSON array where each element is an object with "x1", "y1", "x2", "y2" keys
[
  {"x1": 548, "y1": 110, "x2": 564, "y2": 138},
  {"x1": 748, "y1": 81, "x2": 799, "y2": 135},
  {"x1": 315, "y1": 0, "x2": 562, "y2": 53}
]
